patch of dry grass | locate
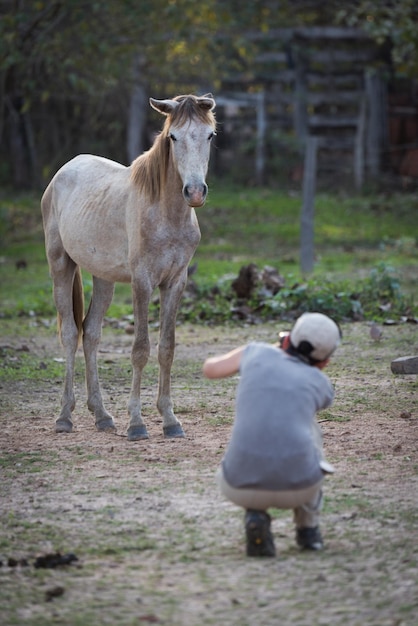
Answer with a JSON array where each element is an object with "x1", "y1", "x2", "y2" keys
[{"x1": 0, "y1": 321, "x2": 417, "y2": 625}]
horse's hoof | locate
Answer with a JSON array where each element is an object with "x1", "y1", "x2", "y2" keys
[
  {"x1": 96, "y1": 418, "x2": 116, "y2": 433},
  {"x1": 55, "y1": 419, "x2": 73, "y2": 434},
  {"x1": 163, "y1": 424, "x2": 185, "y2": 438},
  {"x1": 127, "y1": 425, "x2": 149, "y2": 441}
]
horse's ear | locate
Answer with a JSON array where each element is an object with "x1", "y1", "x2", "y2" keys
[
  {"x1": 199, "y1": 94, "x2": 216, "y2": 110},
  {"x1": 149, "y1": 98, "x2": 178, "y2": 116}
]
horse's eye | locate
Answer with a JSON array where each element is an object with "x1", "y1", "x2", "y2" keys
[
  {"x1": 169, "y1": 133, "x2": 177, "y2": 142},
  {"x1": 208, "y1": 132, "x2": 216, "y2": 140}
]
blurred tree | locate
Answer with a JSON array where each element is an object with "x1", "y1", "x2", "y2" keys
[
  {"x1": 337, "y1": 0, "x2": 418, "y2": 78},
  {"x1": 0, "y1": 0, "x2": 413, "y2": 189},
  {"x1": 1, "y1": 1, "x2": 139, "y2": 186},
  {"x1": 0, "y1": 0, "x2": 229, "y2": 187}
]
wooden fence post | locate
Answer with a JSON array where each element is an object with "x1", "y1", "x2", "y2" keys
[
  {"x1": 293, "y1": 45, "x2": 308, "y2": 148},
  {"x1": 354, "y1": 96, "x2": 366, "y2": 191},
  {"x1": 365, "y1": 70, "x2": 386, "y2": 178},
  {"x1": 255, "y1": 91, "x2": 266, "y2": 185},
  {"x1": 300, "y1": 136, "x2": 318, "y2": 275}
]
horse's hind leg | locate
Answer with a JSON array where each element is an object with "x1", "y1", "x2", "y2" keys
[
  {"x1": 83, "y1": 276, "x2": 116, "y2": 432},
  {"x1": 50, "y1": 256, "x2": 80, "y2": 433}
]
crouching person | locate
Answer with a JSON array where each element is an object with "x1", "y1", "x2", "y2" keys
[{"x1": 203, "y1": 312, "x2": 341, "y2": 557}]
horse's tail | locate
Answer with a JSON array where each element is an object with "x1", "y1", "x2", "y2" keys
[
  {"x1": 57, "y1": 266, "x2": 84, "y2": 348},
  {"x1": 72, "y1": 267, "x2": 84, "y2": 346}
]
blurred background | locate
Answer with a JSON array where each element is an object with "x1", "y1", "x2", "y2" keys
[{"x1": 1, "y1": 0, "x2": 418, "y2": 192}]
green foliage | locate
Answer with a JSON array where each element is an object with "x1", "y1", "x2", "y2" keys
[
  {"x1": 0, "y1": 0, "x2": 232, "y2": 185},
  {"x1": 176, "y1": 261, "x2": 415, "y2": 325},
  {"x1": 272, "y1": 262, "x2": 413, "y2": 322},
  {"x1": 180, "y1": 281, "x2": 234, "y2": 325},
  {"x1": 337, "y1": 0, "x2": 418, "y2": 77}
]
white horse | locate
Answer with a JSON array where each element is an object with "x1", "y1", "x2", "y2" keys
[{"x1": 41, "y1": 93, "x2": 216, "y2": 440}]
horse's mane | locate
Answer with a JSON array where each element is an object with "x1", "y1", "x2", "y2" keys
[
  {"x1": 130, "y1": 95, "x2": 216, "y2": 203},
  {"x1": 130, "y1": 131, "x2": 171, "y2": 204}
]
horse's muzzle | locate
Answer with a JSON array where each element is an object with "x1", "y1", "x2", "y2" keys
[{"x1": 183, "y1": 183, "x2": 208, "y2": 207}]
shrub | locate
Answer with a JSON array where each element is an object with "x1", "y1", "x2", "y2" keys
[{"x1": 175, "y1": 263, "x2": 415, "y2": 325}]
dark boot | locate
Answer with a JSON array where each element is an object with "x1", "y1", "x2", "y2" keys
[
  {"x1": 245, "y1": 509, "x2": 276, "y2": 557},
  {"x1": 296, "y1": 526, "x2": 323, "y2": 550}
]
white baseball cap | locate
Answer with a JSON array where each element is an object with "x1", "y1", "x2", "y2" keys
[{"x1": 290, "y1": 312, "x2": 341, "y2": 362}]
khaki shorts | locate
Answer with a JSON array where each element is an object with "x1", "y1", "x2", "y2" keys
[{"x1": 216, "y1": 466, "x2": 323, "y2": 511}]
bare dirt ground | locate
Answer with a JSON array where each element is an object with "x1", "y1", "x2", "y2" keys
[{"x1": 1, "y1": 321, "x2": 417, "y2": 625}]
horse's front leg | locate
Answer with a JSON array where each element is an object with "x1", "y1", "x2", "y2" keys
[
  {"x1": 157, "y1": 278, "x2": 187, "y2": 438},
  {"x1": 127, "y1": 279, "x2": 152, "y2": 441}
]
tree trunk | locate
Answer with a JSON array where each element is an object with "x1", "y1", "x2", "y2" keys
[
  {"x1": 7, "y1": 97, "x2": 30, "y2": 188},
  {"x1": 126, "y1": 54, "x2": 147, "y2": 163}
]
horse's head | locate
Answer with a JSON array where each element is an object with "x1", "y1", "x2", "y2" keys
[{"x1": 150, "y1": 94, "x2": 216, "y2": 207}]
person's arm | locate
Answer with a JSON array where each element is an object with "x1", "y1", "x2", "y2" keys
[{"x1": 202, "y1": 346, "x2": 245, "y2": 379}]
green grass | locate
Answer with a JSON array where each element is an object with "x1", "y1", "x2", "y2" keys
[
  {"x1": 0, "y1": 451, "x2": 59, "y2": 473},
  {"x1": 199, "y1": 187, "x2": 418, "y2": 286},
  {"x1": 1, "y1": 185, "x2": 417, "y2": 322},
  {"x1": 0, "y1": 348, "x2": 65, "y2": 382}
]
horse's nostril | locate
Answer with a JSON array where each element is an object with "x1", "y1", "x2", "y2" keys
[{"x1": 183, "y1": 183, "x2": 207, "y2": 198}]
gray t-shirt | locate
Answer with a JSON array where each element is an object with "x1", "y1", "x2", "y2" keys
[{"x1": 222, "y1": 342, "x2": 335, "y2": 491}]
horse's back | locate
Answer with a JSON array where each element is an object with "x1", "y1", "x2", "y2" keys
[
  {"x1": 50, "y1": 154, "x2": 127, "y2": 199},
  {"x1": 44, "y1": 154, "x2": 131, "y2": 226},
  {"x1": 59, "y1": 154, "x2": 126, "y2": 175},
  {"x1": 42, "y1": 154, "x2": 132, "y2": 283}
]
